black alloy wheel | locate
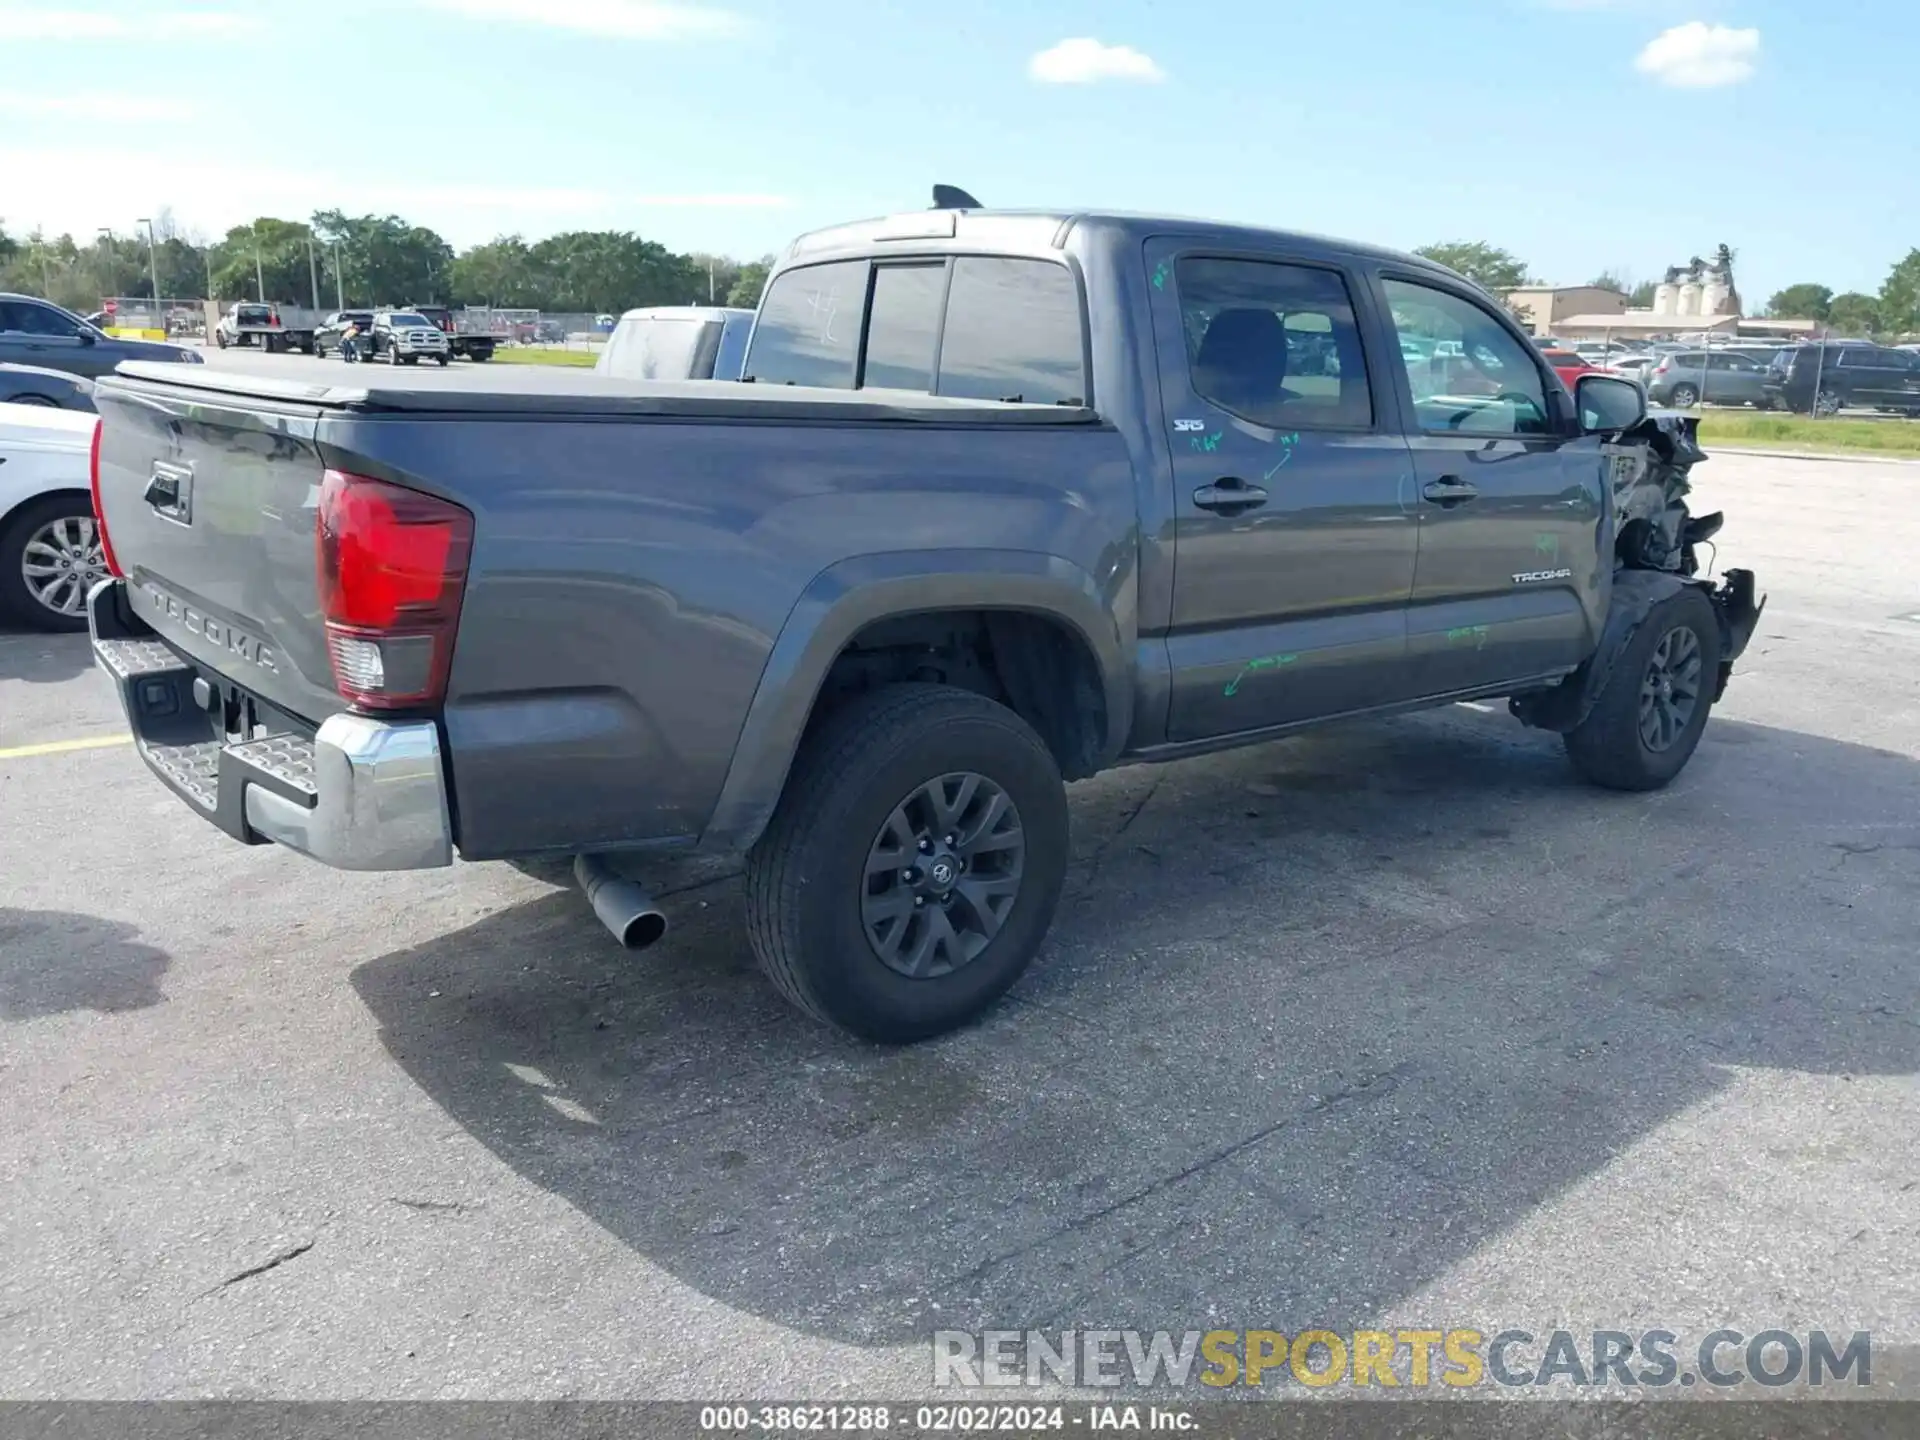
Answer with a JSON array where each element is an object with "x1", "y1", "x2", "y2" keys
[
  {"x1": 859, "y1": 772, "x2": 1026, "y2": 980},
  {"x1": 1637, "y1": 623, "x2": 1703, "y2": 753}
]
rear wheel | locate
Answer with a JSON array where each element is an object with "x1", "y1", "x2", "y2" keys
[
  {"x1": 1563, "y1": 587, "x2": 1719, "y2": 791},
  {"x1": 1667, "y1": 383, "x2": 1699, "y2": 408},
  {"x1": 744, "y1": 684, "x2": 1069, "y2": 1042},
  {"x1": 0, "y1": 495, "x2": 107, "y2": 633},
  {"x1": 7, "y1": 394, "x2": 57, "y2": 407}
]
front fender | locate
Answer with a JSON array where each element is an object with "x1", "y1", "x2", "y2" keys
[
  {"x1": 1511, "y1": 567, "x2": 1763, "y2": 733},
  {"x1": 699, "y1": 550, "x2": 1132, "y2": 853}
]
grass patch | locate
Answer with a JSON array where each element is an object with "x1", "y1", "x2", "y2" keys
[
  {"x1": 1696, "y1": 412, "x2": 1920, "y2": 457},
  {"x1": 490, "y1": 347, "x2": 599, "y2": 368}
]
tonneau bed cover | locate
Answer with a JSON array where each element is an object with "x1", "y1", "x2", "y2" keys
[{"x1": 109, "y1": 361, "x2": 1099, "y2": 424}]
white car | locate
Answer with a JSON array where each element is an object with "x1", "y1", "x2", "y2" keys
[{"x1": 0, "y1": 401, "x2": 102, "y2": 632}]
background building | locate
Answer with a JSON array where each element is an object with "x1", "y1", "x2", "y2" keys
[{"x1": 1504, "y1": 285, "x2": 1626, "y2": 337}]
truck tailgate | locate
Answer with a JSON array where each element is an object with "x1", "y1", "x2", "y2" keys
[{"x1": 92, "y1": 379, "x2": 343, "y2": 727}]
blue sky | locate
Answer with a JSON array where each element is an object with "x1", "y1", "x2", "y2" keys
[{"x1": 1, "y1": 0, "x2": 1912, "y2": 304}]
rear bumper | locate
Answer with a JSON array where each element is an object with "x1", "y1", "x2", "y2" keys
[{"x1": 89, "y1": 581, "x2": 453, "y2": 871}]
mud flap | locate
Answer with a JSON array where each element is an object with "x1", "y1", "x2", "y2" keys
[{"x1": 1510, "y1": 567, "x2": 1764, "y2": 733}]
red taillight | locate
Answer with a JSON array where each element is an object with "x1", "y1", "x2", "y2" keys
[
  {"x1": 315, "y1": 469, "x2": 473, "y2": 711},
  {"x1": 88, "y1": 418, "x2": 124, "y2": 578}
]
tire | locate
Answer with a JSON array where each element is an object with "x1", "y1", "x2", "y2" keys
[
  {"x1": 313, "y1": 344, "x2": 327, "y2": 358},
  {"x1": 386, "y1": 344, "x2": 400, "y2": 366},
  {"x1": 0, "y1": 494, "x2": 106, "y2": 633},
  {"x1": 744, "y1": 684, "x2": 1069, "y2": 1042},
  {"x1": 8, "y1": 394, "x2": 57, "y2": 407},
  {"x1": 1667, "y1": 383, "x2": 1699, "y2": 408},
  {"x1": 1814, "y1": 389, "x2": 1842, "y2": 418},
  {"x1": 435, "y1": 355, "x2": 449, "y2": 366},
  {"x1": 1563, "y1": 587, "x2": 1719, "y2": 792}
]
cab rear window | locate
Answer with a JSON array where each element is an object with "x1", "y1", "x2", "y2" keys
[{"x1": 746, "y1": 255, "x2": 1088, "y2": 405}]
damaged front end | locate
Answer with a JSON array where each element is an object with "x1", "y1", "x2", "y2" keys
[{"x1": 1512, "y1": 412, "x2": 1765, "y2": 733}]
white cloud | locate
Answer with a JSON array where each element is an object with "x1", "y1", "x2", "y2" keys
[
  {"x1": 418, "y1": 0, "x2": 744, "y2": 39},
  {"x1": 1028, "y1": 37, "x2": 1165, "y2": 85},
  {"x1": 0, "y1": 92, "x2": 198, "y2": 122},
  {"x1": 0, "y1": 6, "x2": 261, "y2": 40},
  {"x1": 1634, "y1": 22, "x2": 1760, "y2": 88}
]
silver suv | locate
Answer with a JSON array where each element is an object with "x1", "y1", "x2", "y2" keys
[{"x1": 372, "y1": 312, "x2": 452, "y2": 367}]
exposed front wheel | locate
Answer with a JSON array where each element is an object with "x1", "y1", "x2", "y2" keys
[
  {"x1": 435, "y1": 354, "x2": 449, "y2": 366},
  {"x1": 744, "y1": 684, "x2": 1069, "y2": 1042},
  {"x1": 0, "y1": 495, "x2": 108, "y2": 633},
  {"x1": 1563, "y1": 587, "x2": 1719, "y2": 791},
  {"x1": 386, "y1": 345, "x2": 400, "y2": 366},
  {"x1": 1813, "y1": 389, "x2": 1843, "y2": 418}
]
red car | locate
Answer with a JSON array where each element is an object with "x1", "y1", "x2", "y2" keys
[{"x1": 1539, "y1": 347, "x2": 1595, "y2": 388}]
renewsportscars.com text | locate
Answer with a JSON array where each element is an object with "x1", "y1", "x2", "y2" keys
[{"x1": 932, "y1": 1328, "x2": 1873, "y2": 1391}]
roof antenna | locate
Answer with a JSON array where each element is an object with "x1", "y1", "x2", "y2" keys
[{"x1": 932, "y1": 184, "x2": 982, "y2": 211}]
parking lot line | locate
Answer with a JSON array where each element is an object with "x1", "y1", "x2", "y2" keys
[{"x1": 0, "y1": 734, "x2": 133, "y2": 761}]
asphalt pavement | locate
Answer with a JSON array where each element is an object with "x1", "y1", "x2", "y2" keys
[{"x1": 2, "y1": 447, "x2": 1917, "y2": 1400}]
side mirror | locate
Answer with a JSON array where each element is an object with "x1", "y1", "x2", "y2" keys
[
  {"x1": 77, "y1": 329, "x2": 98, "y2": 345},
  {"x1": 1576, "y1": 372, "x2": 1645, "y2": 433}
]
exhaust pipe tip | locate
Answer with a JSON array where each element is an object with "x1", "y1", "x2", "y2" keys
[{"x1": 573, "y1": 853, "x2": 669, "y2": 951}]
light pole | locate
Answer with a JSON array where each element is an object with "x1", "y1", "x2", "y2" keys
[
  {"x1": 307, "y1": 235, "x2": 321, "y2": 310},
  {"x1": 332, "y1": 241, "x2": 344, "y2": 309},
  {"x1": 136, "y1": 217, "x2": 162, "y2": 329},
  {"x1": 252, "y1": 221, "x2": 266, "y2": 301},
  {"x1": 98, "y1": 228, "x2": 115, "y2": 317}
]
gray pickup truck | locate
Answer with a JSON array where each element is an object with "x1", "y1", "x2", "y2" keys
[{"x1": 85, "y1": 200, "x2": 1762, "y2": 1042}]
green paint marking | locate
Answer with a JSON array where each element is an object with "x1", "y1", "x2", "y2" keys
[
  {"x1": 1534, "y1": 532, "x2": 1560, "y2": 560},
  {"x1": 1446, "y1": 625, "x2": 1491, "y2": 651},
  {"x1": 1152, "y1": 263, "x2": 1170, "y2": 290},
  {"x1": 1186, "y1": 430, "x2": 1222, "y2": 453},
  {"x1": 1263, "y1": 432, "x2": 1301, "y2": 479},
  {"x1": 1224, "y1": 652, "x2": 1299, "y2": 697}
]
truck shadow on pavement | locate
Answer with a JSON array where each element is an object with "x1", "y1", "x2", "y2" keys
[
  {"x1": 351, "y1": 707, "x2": 1920, "y2": 1346},
  {"x1": 0, "y1": 628, "x2": 93, "y2": 685},
  {"x1": 0, "y1": 909, "x2": 170, "y2": 1019}
]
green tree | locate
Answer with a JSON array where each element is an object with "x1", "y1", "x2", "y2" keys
[
  {"x1": 208, "y1": 217, "x2": 317, "y2": 305},
  {"x1": 687, "y1": 251, "x2": 744, "y2": 306},
  {"x1": 1628, "y1": 280, "x2": 1657, "y2": 308},
  {"x1": 522, "y1": 231, "x2": 703, "y2": 313},
  {"x1": 726, "y1": 257, "x2": 773, "y2": 308},
  {"x1": 1825, "y1": 292, "x2": 1880, "y2": 338},
  {"x1": 1412, "y1": 241, "x2": 1529, "y2": 292},
  {"x1": 309, "y1": 211, "x2": 453, "y2": 308},
  {"x1": 448, "y1": 236, "x2": 536, "y2": 306},
  {"x1": 1588, "y1": 271, "x2": 1629, "y2": 294},
  {"x1": 1765, "y1": 283, "x2": 1833, "y2": 321},
  {"x1": 1876, "y1": 249, "x2": 1920, "y2": 340}
]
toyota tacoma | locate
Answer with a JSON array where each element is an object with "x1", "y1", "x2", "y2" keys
[{"x1": 84, "y1": 197, "x2": 1762, "y2": 1042}]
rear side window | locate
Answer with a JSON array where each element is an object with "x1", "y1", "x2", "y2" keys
[
  {"x1": 861, "y1": 263, "x2": 945, "y2": 392},
  {"x1": 936, "y1": 257, "x2": 1086, "y2": 405},
  {"x1": 746, "y1": 259, "x2": 867, "y2": 388},
  {"x1": 1175, "y1": 258, "x2": 1373, "y2": 429}
]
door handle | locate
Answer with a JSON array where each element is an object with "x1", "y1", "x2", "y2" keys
[
  {"x1": 143, "y1": 472, "x2": 179, "y2": 509},
  {"x1": 1421, "y1": 476, "x2": 1478, "y2": 506},
  {"x1": 1192, "y1": 477, "x2": 1269, "y2": 515}
]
